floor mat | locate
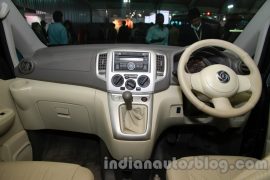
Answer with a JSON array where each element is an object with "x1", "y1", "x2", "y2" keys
[{"x1": 28, "y1": 130, "x2": 102, "y2": 180}]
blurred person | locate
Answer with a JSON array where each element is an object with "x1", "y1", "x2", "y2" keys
[
  {"x1": 106, "y1": 23, "x2": 117, "y2": 43},
  {"x1": 221, "y1": 14, "x2": 243, "y2": 42},
  {"x1": 31, "y1": 22, "x2": 48, "y2": 45},
  {"x1": 78, "y1": 25, "x2": 88, "y2": 44},
  {"x1": 169, "y1": 23, "x2": 180, "y2": 46},
  {"x1": 40, "y1": 20, "x2": 47, "y2": 37},
  {"x1": 146, "y1": 13, "x2": 169, "y2": 45},
  {"x1": 117, "y1": 21, "x2": 131, "y2": 43},
  {"x1": 131, "y1": 22, "x2": 146, "y2": 44},
  {"x1": 179, "y1": 8, "x2": 214, "y2": 46},
  {"x1": 47, "y1": 11, "x2": 68, "y2": 45},
  {"x1": 87, "y1": 23, "x2": 105, "y2": 44},
  {"x1": 64, "y1": 20, "x2": 77, "y2": 44}
]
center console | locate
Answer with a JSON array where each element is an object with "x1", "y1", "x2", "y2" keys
[
  {"x1": 97, "y1": 49, "x2": 166, "y2": 140},
  {"x1": 108, "y1": 51, "x2": 155, "y2": 93}
]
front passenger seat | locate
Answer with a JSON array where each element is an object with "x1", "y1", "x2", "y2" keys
[
  {"x1": 167, "y1": 155, "x2": 270, "y2": 180},
  {"x1": 0, "y1": 161, "x2": 94, "y2": 180}
]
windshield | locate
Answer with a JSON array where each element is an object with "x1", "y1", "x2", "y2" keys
[{"x1": 12, "y1": 0, "x2": 266, "y2": 46}]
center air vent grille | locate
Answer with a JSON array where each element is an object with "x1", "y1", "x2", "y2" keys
[
  {"x1": 98, "y1": 53, "x2": 107, "y2": 74},
  {"x1": 156, "y1": 55, "x2": 165, "y2": 76},
  {"x1": 238, "y1": 61, "x2": 250, "y2": 75},
  {"x1": 18, "y1": 60, "x2": 35, "y2": 75}
]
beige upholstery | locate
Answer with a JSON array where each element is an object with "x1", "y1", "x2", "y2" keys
[
  {"x1": 167, "y1": 156, "x2": 270, "y2": 180},
  {"x1": 0, "y1": 161, "x2": 94, "y2": 180}
]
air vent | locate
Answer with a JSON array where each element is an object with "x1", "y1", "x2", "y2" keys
[
  {"x1": 238, "y1": 61, "x2": 250, "y2": 75},
  {"x1": 156, "y1": 54, "x2": 165, "y2": 76},
  {"x1": 18, "y1": 60, "x2": 34, "y2": 75},
  {"x1": 98, "y1": 53, "x2": 107, "y2": 74}
]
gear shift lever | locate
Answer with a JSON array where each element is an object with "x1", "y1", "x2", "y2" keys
[{"x1": 122, "y1": 91, "x2": 133, "y2": 110}]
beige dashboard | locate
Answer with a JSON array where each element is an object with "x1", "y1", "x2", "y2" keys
[
  {"x1": 11, "y1": 46, "x2": 251, "y2": 160},
  {"x1": 9, "y1": 78, "x2": 185, "y2": 160}
]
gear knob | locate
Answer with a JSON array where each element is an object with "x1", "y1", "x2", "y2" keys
[{"x1": 122, "y1": 91, "x2": 133, "y2": 110}]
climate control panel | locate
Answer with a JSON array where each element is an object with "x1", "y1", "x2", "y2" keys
[
  {"x1": 110, "y1": 74, "x2": 150, "y2": 92},
  {"x1": 104, "y1": 49, "x2": 165, "y2": 94}
]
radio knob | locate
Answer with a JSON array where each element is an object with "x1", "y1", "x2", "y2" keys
[
  {"x1": 125, "y1": 79, "x2": 136, "y2": 90},
  {"x1": 111, "y1": 74, "x2": 124, "y2": 87},
  {"x1": 127, "y1": 62, "x2": 136, "y2": 71},
  {"x1": 137, "y1": 75, "x2": 150, "y2": 88}
]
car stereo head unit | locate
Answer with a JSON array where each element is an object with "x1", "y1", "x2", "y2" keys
[{"x1": 113, "y1": 51, "x2": 150, "y2": 72}]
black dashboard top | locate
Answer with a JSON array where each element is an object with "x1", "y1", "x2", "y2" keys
[
  {"x1": 15, "y1": 44, "x2": 183, "y2": 92},
  {"x1": 15, "y1": 44, "x2": 248, "y2": 93}
]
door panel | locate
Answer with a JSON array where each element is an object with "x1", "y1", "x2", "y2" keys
[
  {"x1": 0, "y1": 105, "x2": 15, "y2": 135},
  {"x1": 0, "y1": 79, "x2": 32, "y2": 161}
]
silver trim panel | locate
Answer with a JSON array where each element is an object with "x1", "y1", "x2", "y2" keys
[
  {"x1": 108, "y1": 93, "x2": 152, "y2": 140},
  {"x1": 106, "y1": 49, "x2": 156, "y2": 94}
]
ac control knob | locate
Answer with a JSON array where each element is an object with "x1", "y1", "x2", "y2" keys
[
  {"x1": 125, "y1": 79, "x2": 136, "y2": 90},
  {"x1": 111, "y1": 74, "x2": 124, "y2": 87},
  {"x1": 137, "y1": 75, "x2": 150, "y2": 88}
]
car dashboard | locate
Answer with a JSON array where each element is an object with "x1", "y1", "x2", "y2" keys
[{"x1": 10, "y1": 44, "x2": 250, "y2": 160}]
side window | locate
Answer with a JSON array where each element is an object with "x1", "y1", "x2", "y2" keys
[{"x1": 16, "y1": 49, "x2": 24, "y2": 61}]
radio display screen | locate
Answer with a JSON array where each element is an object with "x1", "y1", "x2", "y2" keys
[{"x1": 114, "y1": 51, "x2": 150, "y2": 72}]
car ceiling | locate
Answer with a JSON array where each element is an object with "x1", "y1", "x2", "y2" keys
[
  {"x1": 87, "y1": 0, "x2": 265, "y2": 13},
  {"x1": 12, "y1": 0, "x2": 265, "y2": 14}
]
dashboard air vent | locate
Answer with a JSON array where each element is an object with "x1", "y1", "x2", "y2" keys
[
  {"x1": 238, "y1": 61, "x2": 250, "y2": 75},
  {"x1": 98, "y1": 53, "x2": 107, "y2": 74},
  {"x1": 156, "y1": 54, "x2": 165, "y2": 76},
  {"x1": 18, "y1": 60, "x2": 35, "y2": 75}
]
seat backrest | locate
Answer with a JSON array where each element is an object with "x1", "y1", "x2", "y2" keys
[{"x1": 235, "y1": 156, "x2": 270, "y2": 180}]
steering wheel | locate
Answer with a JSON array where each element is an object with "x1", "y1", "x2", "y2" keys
[{"x1": 178, "y1": 39, "x2": 262, "y2": 118}]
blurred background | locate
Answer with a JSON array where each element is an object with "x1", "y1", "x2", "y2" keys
[{"x1": 12, "y1": 0, "x2": 266, "y2": 45}]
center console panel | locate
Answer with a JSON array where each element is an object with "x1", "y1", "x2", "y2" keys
[
  {"x1": 96, "y1": 49, "x2": 166, "y2": 140},
  {"x1": 107, "y1": 51, "x2": 155, "y2": 93}
]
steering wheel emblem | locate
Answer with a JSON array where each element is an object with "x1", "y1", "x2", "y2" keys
[{"x1": 217, "y1": 71, "x2": 230, "y2": 83}]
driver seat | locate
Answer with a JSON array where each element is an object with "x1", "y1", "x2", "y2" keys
[{"x1": 167, "y1": 155, "x2": 270, "y2": 180}]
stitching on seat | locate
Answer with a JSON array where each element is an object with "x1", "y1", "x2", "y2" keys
[
  {"x1": 42, "y1": 164, "x2": 50, "y2": 180},
  {"x1": 71, "y1": 165, "x2": 80, "y2": 180}
]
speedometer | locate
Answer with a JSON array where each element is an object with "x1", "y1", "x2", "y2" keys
[{"x1": 186, "y1": 57, "x2": 207, "y2": 73}]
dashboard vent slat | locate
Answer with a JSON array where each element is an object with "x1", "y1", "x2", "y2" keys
[
  {"x1": 238, "y1": 61, "x2": 250, "y2": 75},
  {"x1": 98, "y1": 53, "x2": 107, "y2": 74},
  {"x1": 240, "y1": 62, "x2": 250, "y2": 74},
  {"x1": 156, "y1": 55, "x2": 165, "y2": 76}
]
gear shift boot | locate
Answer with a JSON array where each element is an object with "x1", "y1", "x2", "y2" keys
[{"x1": 119, "y1": 104, "x2": 148, "y2": 134}]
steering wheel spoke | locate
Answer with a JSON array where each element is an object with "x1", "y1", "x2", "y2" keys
[
  {"x1": 237, "y1": 75, "x2": 252, "y2": 93},
  {"x1": 212, "y1": 97, "x2": 233, "y2": 111},
  {"x1": 186, "y1": 72, "x2": 204, "y2": 94}
]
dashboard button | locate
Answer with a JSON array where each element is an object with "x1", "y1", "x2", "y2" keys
[
  {"x1": 141, "y1": 97, "x2": 148, "y2": 102},
  {"x1": 143, "y1": 65, "x2": 147, "y2": 71},
  {"x1": 115, "y1": 64, "x2": 120, "y2": 70}
]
